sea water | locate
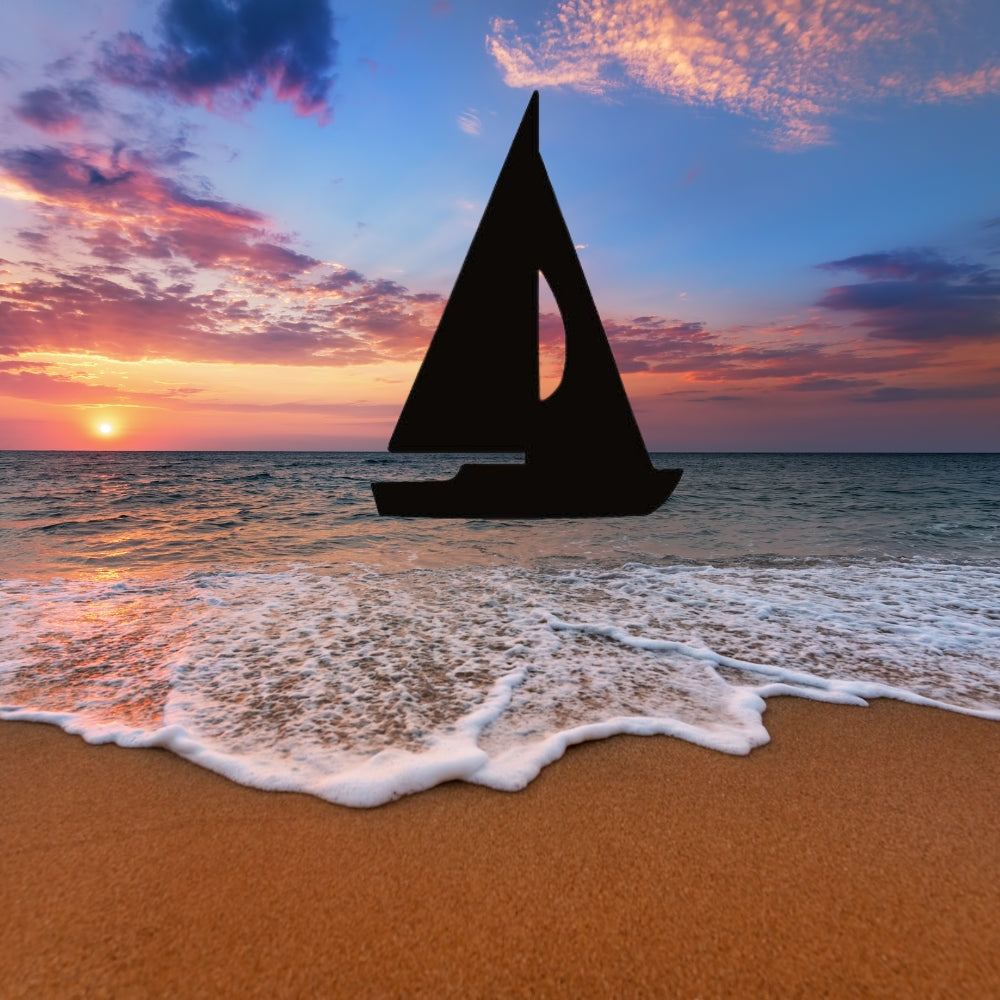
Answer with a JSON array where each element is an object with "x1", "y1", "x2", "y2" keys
[{"x1": 1, "y1": 451, "x2": 998, "y2": 806}]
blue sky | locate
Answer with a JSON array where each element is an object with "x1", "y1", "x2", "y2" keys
[{"x1": 1, "y1": 0, "x2": 998, "y2": 450}]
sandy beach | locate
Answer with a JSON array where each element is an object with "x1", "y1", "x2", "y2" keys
[{"x1": 2, "y1": 698, "x2": 999, "y2": 998}]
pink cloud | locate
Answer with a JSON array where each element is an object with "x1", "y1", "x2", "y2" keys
[
  {"x1": 0, "y1": 145, "x2": 318, "y2": 281},
  {"x1": 487, "y1": 0, "x2": 995, "y2": 148},
  {"x1": 924, "y1": 62, "x2": 1000, "y2": 101},
  {"x1": 0, "y1": 363, "x2": 201, "y2": 405},
  {"x1": 597, "y1": 313, "x2": 947, "y2": 391},
  {"x1": 0, "y1": 267, "x2": 442, "y2": 367},
  {"x1": 0, "y1": 133, "x2": 450, "y2": 372}
]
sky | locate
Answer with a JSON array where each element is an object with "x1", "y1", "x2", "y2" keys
[{"x1": 0, "y1": 0, "x2": 998, "y2": 451}]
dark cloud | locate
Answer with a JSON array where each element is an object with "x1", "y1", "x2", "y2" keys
[
  {"x1": 16, "y1": 230, "x2": 49, "y2": 249},
  {"x1": 13, "y1": 85, "x2": 101, "y2": 134},
  {"x1": 817, "y1": 248, "x2": 1000, "y2": 342},
  {"x1": 686, "y1": 394, "x2": 745, "y2": 403},
  {"x1": 0, "y1": 147, "x2": 135, "y2": 202},
  {"x1": 315, "y1": 267, "x2": 365, "y2": 292},
  {"x1": 787, "y1": 376, "x2": 882, "y2": 392},
  {"x1": 851, "y1": 383, "x2": 1000, "y2": 403},
  {"x1": 98, "y1": 0, "x2": 337, "y2": 120},
  {"x1": 820, "y1": 250, "x2": 976, "y2": 283}
]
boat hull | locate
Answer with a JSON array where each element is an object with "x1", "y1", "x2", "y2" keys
[{"x1": 372, "y1": 463, "x2": 682, "y2": 518}]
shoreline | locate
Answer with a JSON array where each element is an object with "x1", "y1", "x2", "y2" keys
[{"x1": 3, "y1": 698, "x2": 1000, "y2": 997}]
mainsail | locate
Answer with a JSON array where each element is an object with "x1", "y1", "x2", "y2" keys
[
  {"x1": 387, "y1": 95, "x2": 540, "y2": 453},
  {"x1": 373, "y1": 92, "x2": 682, "y2": 517}
]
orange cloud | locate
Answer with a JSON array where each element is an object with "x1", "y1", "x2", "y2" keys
[{"x1": 487, "y1": 0, "x2": 991, "y2": 148}]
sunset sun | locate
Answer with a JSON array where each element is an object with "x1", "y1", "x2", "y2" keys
[{"x1": 98, "y1": 422, "x2": 113, "y2": 436}]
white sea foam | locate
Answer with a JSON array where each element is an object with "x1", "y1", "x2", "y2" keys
[{"x1": 2, "y1": 560, "x2": 999, "y2": 807}]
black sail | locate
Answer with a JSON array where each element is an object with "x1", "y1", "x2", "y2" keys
[
  {"x1": 388, "y1": 95, "x2": 541, "y2": 453},
  {"x1": 531, "y1": 150, "x2": 653, "y2": 478}
]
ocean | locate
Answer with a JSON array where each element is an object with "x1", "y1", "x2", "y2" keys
[{"x1": 1, "y1": 451, "x2": 998, "y2": 806}]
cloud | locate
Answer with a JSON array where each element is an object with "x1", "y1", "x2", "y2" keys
[
  {"x1": 542, "y1": 306, "x2": 808, "y2": 392},
  {"x1": 0, "y1": 361, "x2": 402, "y2": 418},
  {"x1": 0, "y1": 144, "x2": 323, "y2": 280},
  {"x1": 16, "y1": 230, "x2": 50, "y2": 249},
  {"x1": 0, "y1": 264, "x2": 443, "y2": 368},
  {"x1": 0, "y1": 360, "x2": 205, "y2": 405},
  {"x1": 0, "y1": 136, "x2": 447, "y2": 370},
  {"x1": 487, "y1": 0, "x2": 999, "y2": 148},
  {"x1": 556, "y1": 311, "x2": 964, "y2": 405},
  {"x1": 818, "y1": 250, "x2": 978, "y2": 283},
  {"x1": 13, "y1": 85, "x2": 102, "y2": 134},
  {"x1": 852, "y1": 383, "x2": 1000, "y2": 403},
  {"x1": 457, "y1": 110, "x2": 482, "y2": 135},
  {"x1": 786, "y1": 376, "x2": 881, "y2": 392},
  {"x1": 685, "y1": 394, "x2": 745, "y2": 403},
  {"x1": 923, "y1": 61, "x2": 1000, "y2": 101},
  {"x1": 818, "y1": 249, "x2": 1000, "y2": 342},
  {"x1": 98, "y1": 0, "x2": 337, "y2": 121},
  {"x1": 600, "y1": 316, "x2": 717, "y2": 374}
]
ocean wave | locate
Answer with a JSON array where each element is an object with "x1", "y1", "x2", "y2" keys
[{"x1": 2, "y1": 559, "x2": 998, "y2": 807}]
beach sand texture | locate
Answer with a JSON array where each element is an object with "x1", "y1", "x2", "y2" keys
[{"x1": 3, "y1": 698, "x2": 999, "y2": 999}]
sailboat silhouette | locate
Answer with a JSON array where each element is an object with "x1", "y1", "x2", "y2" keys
[{"x1": 372, "y1": 92, "x2": 682, "y2": 517}]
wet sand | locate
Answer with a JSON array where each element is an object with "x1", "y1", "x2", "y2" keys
[{"x1": 2, "y1": 698, "x2": 999, "y2": 998}]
